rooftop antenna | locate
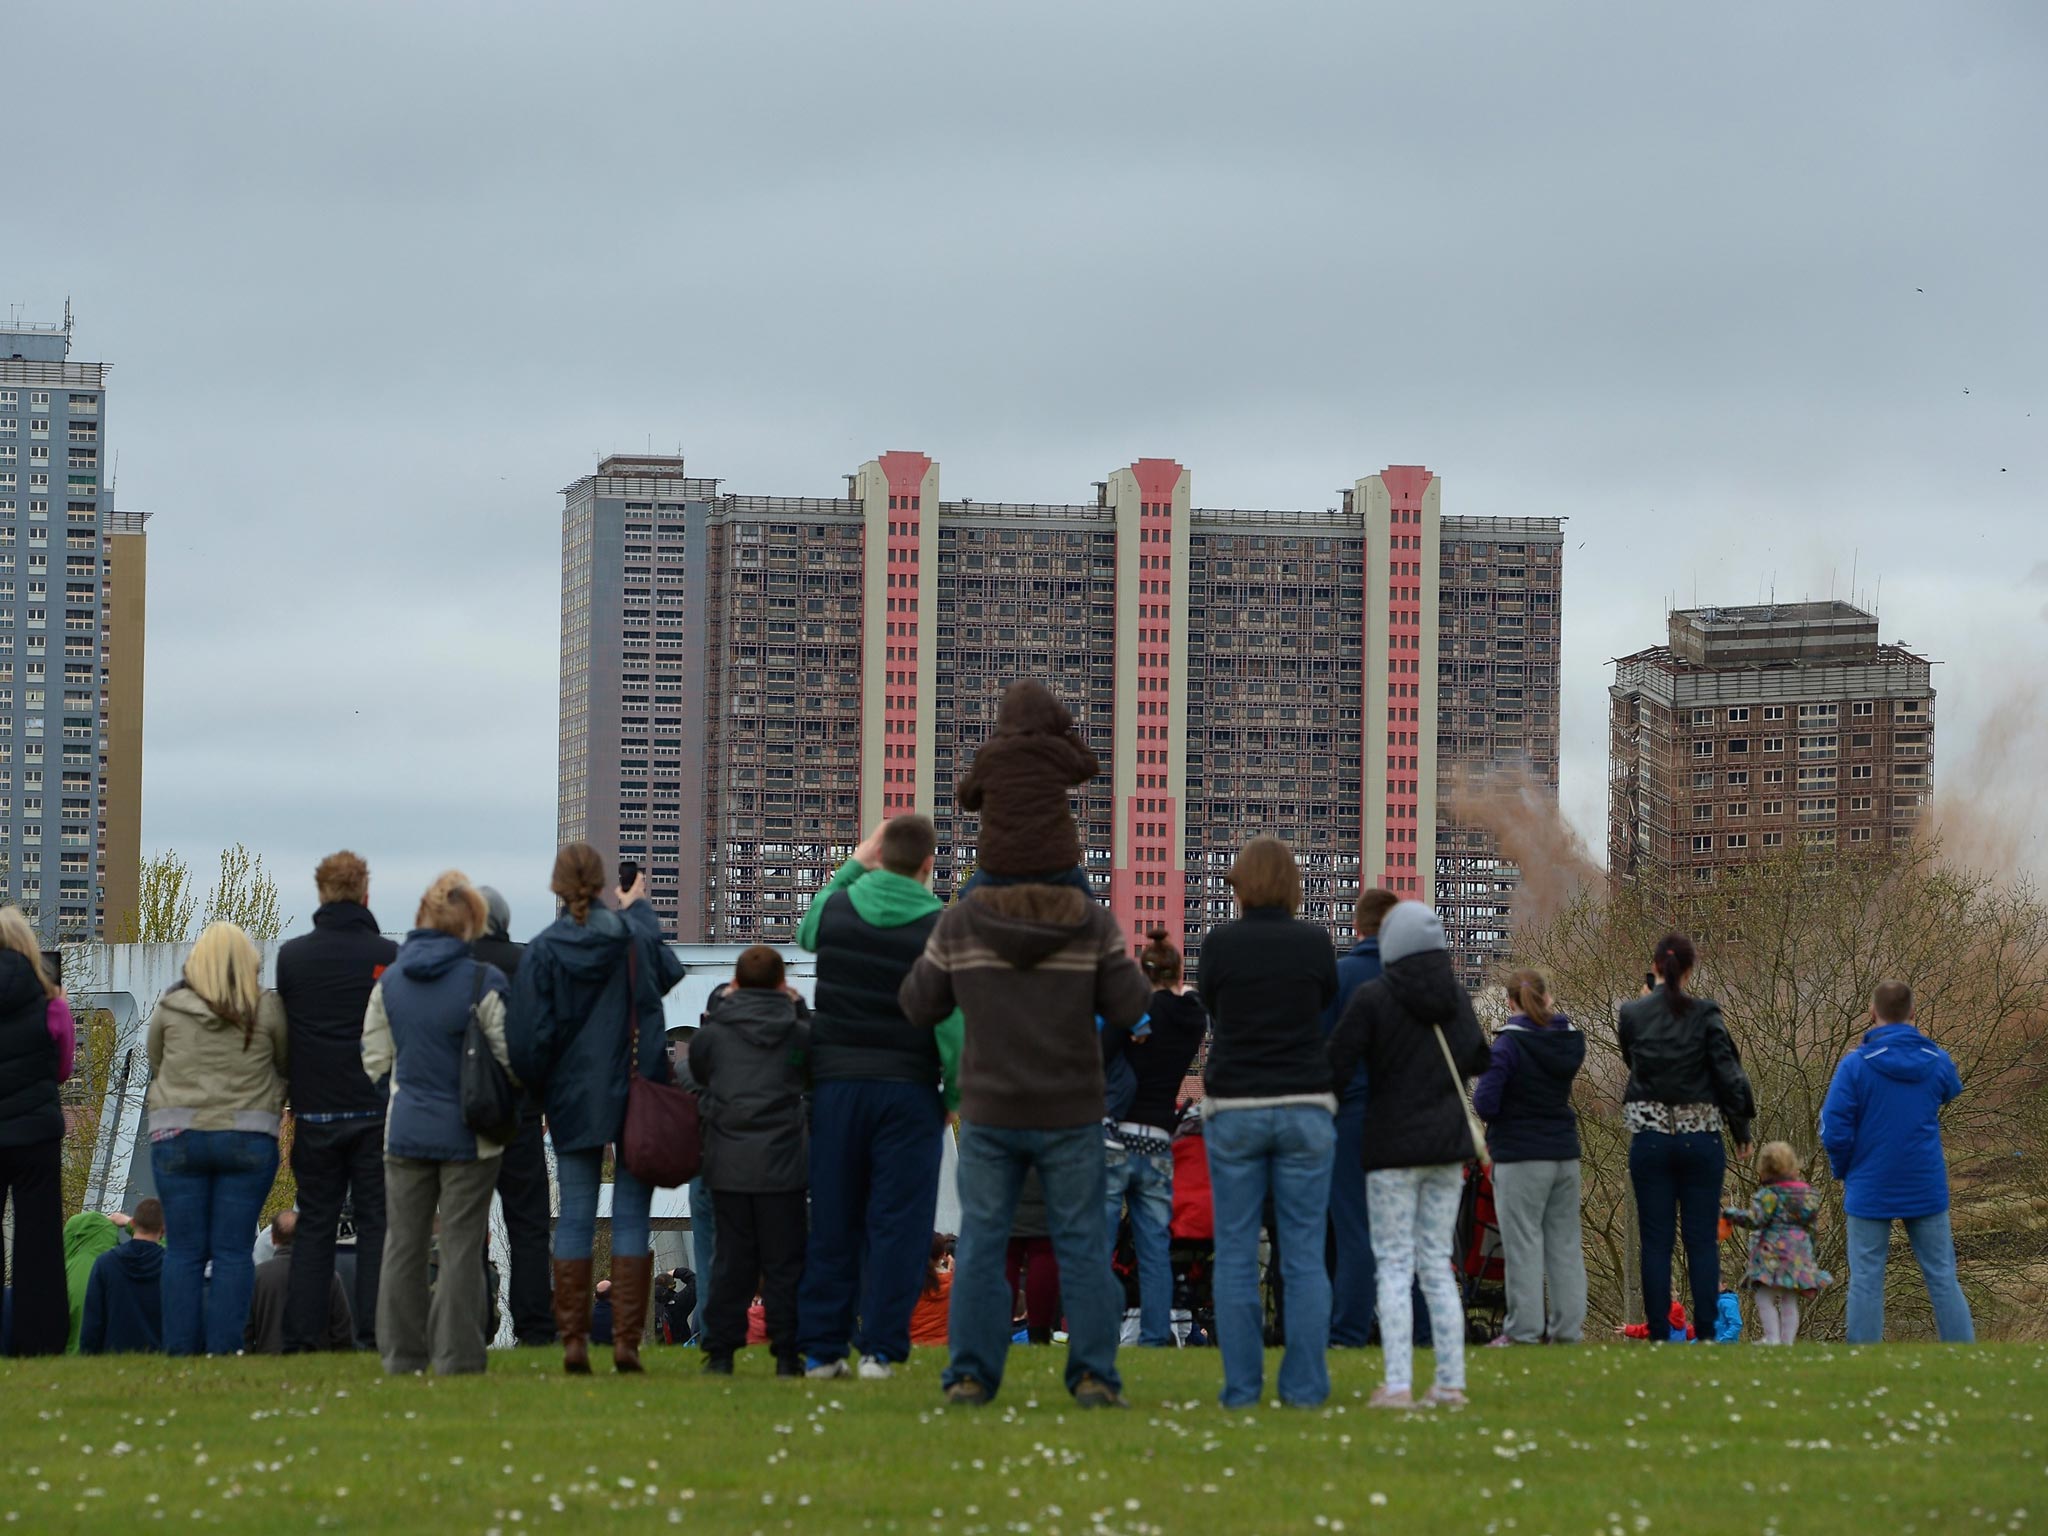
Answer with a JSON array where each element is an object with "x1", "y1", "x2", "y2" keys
[
  {"x1": 1850, "y1": 549, "x2": 1859, "y2": 609},
  {"x1": 109, "y1": 449, "x2": 119, "y2": 502}
]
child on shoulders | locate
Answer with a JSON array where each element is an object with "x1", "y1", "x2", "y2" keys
[{"x1": 956, "y1": 680, "x2": 1098, "y2": 897}]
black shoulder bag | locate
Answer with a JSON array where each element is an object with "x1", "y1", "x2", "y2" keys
[{"x1": 461, "y1": 961, "x2": 523, "y2": 1146}]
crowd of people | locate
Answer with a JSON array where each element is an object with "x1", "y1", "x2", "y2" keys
[{"x1": 0, "y1": 678, "x2": 1980, "y2": 1407}]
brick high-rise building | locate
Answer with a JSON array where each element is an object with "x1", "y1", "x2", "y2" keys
[
  {"x1": 1609, "y1": 601, "x2": 1934, "y2": 887},
  {"x1": 558, "y1": 452, "x2": 1564, "y2": 971},
  {"x1": 0, "y1": 307, "x2": 145, "y2": 939}
]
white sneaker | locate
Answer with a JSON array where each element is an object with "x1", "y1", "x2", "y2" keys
[
  {"x1": 857, "y1": 1355, "x2": 895, "y2": 1381},
  {"x1": 805, "y1": 1358, "x2": 852, "y2": 1380}
]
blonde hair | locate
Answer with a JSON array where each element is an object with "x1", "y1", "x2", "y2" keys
[
  {"x1": 0, "y1": 906, "x2": 56, "y2": 1000},
  {"x1": 1756, "y1": 1141, "x2": 1801, "y2": 1183},
  {"x1": 1225, "y1": 836, "x2": 1303, "y2": 913},
  {"x1": 185, "y1": 921, "x2": 264, "y2": 1049},
  {"x1": 415, "y1": 870, "x2": 487, "y2": 941}
]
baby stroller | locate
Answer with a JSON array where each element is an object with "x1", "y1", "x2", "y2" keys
[
  {"x1": 1454, "y1": 1162, "x2": 1507, "y2": 1343},
  {"x1": 1167, "y1": 1115, "x2": 1217, "y2": 1345}
]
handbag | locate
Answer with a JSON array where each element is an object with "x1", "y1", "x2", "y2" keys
[
  {"x1": 619, "y1": 941, "x2": 704, "y2": 1188},
  {"x1": 1432, "y1": 1024, "x2": 1492, "y2": 1169},
  {"x1": 460, "y1": 962, "x2": 522, "y2": 1146}
]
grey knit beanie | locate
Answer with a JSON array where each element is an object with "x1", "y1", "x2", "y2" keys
[{"x1": 1377, "y1": 901, "x2": 1447, "y2": 966}]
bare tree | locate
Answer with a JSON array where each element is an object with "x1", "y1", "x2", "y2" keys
[
  {"x1": 202, "y1": 842, "x2": 288, "y2": 942},
  {"x1": 1514, "y1": 840, "x2": 2048, "y2": 1340},
  {"x1": 113, "y1": 850, "x2": 200, "y2": 944}
]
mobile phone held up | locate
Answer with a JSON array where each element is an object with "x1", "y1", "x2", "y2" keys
[{"x1": 617, "y1": 859, "x2": 640, "y2": 895}]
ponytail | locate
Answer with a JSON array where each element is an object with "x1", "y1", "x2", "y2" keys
[
  {"x1": 1507, "y1": 969, "x2": 1553, "y2": 1026},
  {"x1": 1653, "y1": 933, "x2": 1697, "y2": 1015},
  {"x1": 1139, "y1": 929, "x2": 1182, "y2": 988}
]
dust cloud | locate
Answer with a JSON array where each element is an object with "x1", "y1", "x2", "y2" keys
[
  {"x1": 1443, "y1": 764, "x2": 1606, "y2": 933},
  {"x1": 1924, "y1": 679, "x2": 2048, "y2": 886}
]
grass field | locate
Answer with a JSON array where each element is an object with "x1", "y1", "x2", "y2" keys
[{"x1": 3, "y1": 1342, "x2": 2043, "y2": 1535}]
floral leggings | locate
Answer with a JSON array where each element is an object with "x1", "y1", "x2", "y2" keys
[{"x1": 1366, "y1": 1163, "x2": 1468, "y2": 1394}]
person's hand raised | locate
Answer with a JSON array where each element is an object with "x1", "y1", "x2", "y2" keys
[
  {"x1": 619, "y1": 872, "x2": 648, "y2": 908},
  {"x1": 853, "y1": 820, "x2": 889, "y2": 871}
]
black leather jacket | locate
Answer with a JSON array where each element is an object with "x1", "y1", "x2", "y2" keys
[{"x1": 1617, "y1": 988, "x2": 1755, "y2": 1144}]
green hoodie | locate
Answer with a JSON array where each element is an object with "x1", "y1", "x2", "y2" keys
[
  {"x1": 798, "y1": 859, "x2": 964, "y2": 1111},
  {"x1": 64, "y1": 1211, "x2": 122, "y2": 1353}
]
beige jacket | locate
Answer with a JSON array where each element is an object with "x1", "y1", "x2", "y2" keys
[{"x1": 145, "y1": 985, "x2": 290, "y2": 1137}]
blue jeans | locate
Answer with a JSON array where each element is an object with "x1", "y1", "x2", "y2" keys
[
  {"x1": 798, "y1": 1079, "x2": 946, "y2": 1364},
  {"x1": 150, "y1": 1129, "x2": 280, "y2": 1356},
  {"x1": 1845, "y1": 1210, "x2": 1975, "y2": 1343},
  {"x1": 1328, "y1": 1092, "x2": 1377, "y2": 1345},
  {"x1": 1629, "y1": 1130, "x2": 1725, "y2": 1339},
  {"x1": 554, "y1": 1147, "x2": 651, "y2": 1262},
  {"x1": 688, "y1": 1175, "x2": 715, "y2": 1341},
  {"x1": 1103, "y1": 1141, "x2": 1174, "y2": 1346},
  {"x1": 946, "y1": 1121, "x2": 1120, "y2": 1400},
  {"x1": 1205, "y1": 1105, "x2": 1337, "y2": 1408}
]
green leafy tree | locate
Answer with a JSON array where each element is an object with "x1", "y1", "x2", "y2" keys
[
  {"x1": 113, "y1": 850, "x2": 200, "y2": 944},
  {"x1": 203, "y1": 842, "x2": 288, "y2": 942}
]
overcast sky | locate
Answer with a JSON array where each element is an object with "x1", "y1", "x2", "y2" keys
[{"x1": 7, "y1": 1, "x2": 2044, "y2": 938}]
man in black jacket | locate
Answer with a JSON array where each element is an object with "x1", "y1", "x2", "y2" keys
[
  {"x1": 474, "y1": 886, "x2": 552, "y2": 1347},
  {"x1": 276, "y1": 851, "x2": 398, "y2": 1352}
]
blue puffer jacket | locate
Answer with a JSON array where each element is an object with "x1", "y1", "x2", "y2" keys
[
  {"x1": 374, "y1": 930, "x2": 509, "y2": 1163},
  {"x1": 1320, "y1": 937, "x2": 1381, "y2": 1102},
  {"x1": 508, "y1": 902, "x2": 684, "y2": 1154},
  {"x1": 1819, "y1": 1022, "x2": 1962, "y2": 1220}
]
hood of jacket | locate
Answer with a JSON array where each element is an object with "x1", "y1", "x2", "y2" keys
[
  {"x1": 64, "y1": 1210, "x2": 120, "y2": 1269},
  {"x1": 1857, "y1": 1022, "x2": 1947, "y2": 1083},
  {"x1": 396, "y1": 928, "x2": 474, "y2": 983},
  {"x1": 994, "y1": 679, "x2": 1075, "y2": 737},
  {"x1": 707, "y1": 987, "x2": 803, "y2": 1049},
  {"x1": 0, "y1": 949, "x2": 47, "y2": 1013},
  {"x1": 1381, "y1": 949, "x2": 1465, "y2": 1024},
  {"x1": 1502, "y1": 1014, "x2": 1586, "y2": 1081},
  {"x1": 543, "y1": 905, "x2": 631, "y2": 983},
  {"x1": 110, "y1": 1236, "x2": 164, "y2": 1283},
  {"x1": 847, "y1": 867, "x2": 943, "y2": 929},
  {"x1": 1767, "y1": 1180, "x2": 1823, "y2": 1223},
  {"x1": 1344, "y1": 937, "x2": 1381, "y2": 964},
  {"x1": 960, "y1": 883, "x2": 1093, "y2": 968},
  {"x1": 158, "y1": 983, "x2": 247, "y2": 1034},
  {"x1": 311, "y1": 900, "x2": 383, "y2": 936}
]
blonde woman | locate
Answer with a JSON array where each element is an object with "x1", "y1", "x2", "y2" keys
[
  {"x1": 0, "y1": 906, "x2": 75, "y2": 1356},
  {"x1": 362, "y1": 872, "x2": 513, "y2": 1376},
  {"x1": 146, "y1": 921, "x2": 288, "y2": 1355}
]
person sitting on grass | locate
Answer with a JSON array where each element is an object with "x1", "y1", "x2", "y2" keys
[
  {"x1": 79, "y1": 1197, "x2": 165, "y2": 1355},
  {"x1": 244, "y1": 1210, "x2": 355, "y2": 1353},
  {"x1": 955, "y1": 680, "x2": 1099, "y2": 899},
  {"x1": 690, "y1": 945, "x2": 812, "y2": 1378},
  {"x1": 1723, "y1": 1141, "x2": 1831, "y2": 1345}
]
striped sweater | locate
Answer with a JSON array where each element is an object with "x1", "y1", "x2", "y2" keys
[{"x1": 899, "y1": 884, "x2": 1150, "y2": 1128}]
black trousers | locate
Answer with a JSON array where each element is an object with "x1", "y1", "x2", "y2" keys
[
  {"x1": 494, "y1": 1106, "x2": 555, "y2": 1344},
  {"x1": 704, "y1": 1189, "x2": 807, "y2": 1363},
  {"x1": 0, "y1": 1137, "x2": 67, "y2": 1357},
  {"x1": 287, "y1": 1118, "x2": 385, "y2": 1352}
]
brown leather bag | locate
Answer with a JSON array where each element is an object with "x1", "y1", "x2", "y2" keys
[{"x1": 619, "y1": 942, "x2": 703, "y2": 1188}]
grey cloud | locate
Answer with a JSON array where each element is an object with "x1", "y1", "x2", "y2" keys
[{"x1": 7, "y1": 0, "x2": 2043, "y2": 932}]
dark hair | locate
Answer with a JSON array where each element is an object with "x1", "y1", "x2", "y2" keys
[
  {"x1": 1874, "y1": 980, "x2": 1913, "y2": 1023},
  {"x1": 551, "y1": 843, "x2": 606, "y2": 924},
  {"x1": 925, "y1": 1232, "x2": 954, "y2": 1296},
  {"x1": 314, "y1": 850, "x2": 370, "y2": 906},
  {"x1": 880, "y1": 814, "x2": 938, "y2": 877},
  {"x1": 1355, "y1": 887, "x2": 1399, "y2": 937},
  {"x1": 735, "y1": 944, "x2": 786, "y2": 990},
  {"x1": 1653, "y1": 933, "x2": 1697, "y2": 1015},
  {"x1": 1139, "y1": 930, "x2": 1182, "y2": 987},
  {"x1": 132, "y1": 1196, "x2": 165, "y2": 1236}
]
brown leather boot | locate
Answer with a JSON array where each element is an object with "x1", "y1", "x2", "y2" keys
[
  {"x1": 610, "y1": 1254, "x2": 654, "y2": 1373},
  {"x1": 552, "y1": 1257, "x2": 594, "y2": 1375}
]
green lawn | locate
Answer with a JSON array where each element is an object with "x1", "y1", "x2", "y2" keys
[{"x1": 3, "y1": 1343, "x2": 2042, "y2": 1535}]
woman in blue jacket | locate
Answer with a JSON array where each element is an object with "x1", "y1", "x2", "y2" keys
[
  {"x1": 1819, "y1": 980, "x2": 1972, "y2": 1343},
  {"x1": 361, "y1": 872, "x2": 512, "y2": 1376},
  {"x1": 509, "y1": 844, "x2": 684, "y2": 1374}
]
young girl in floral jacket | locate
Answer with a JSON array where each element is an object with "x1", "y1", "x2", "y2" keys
[{"x1": 1723, "y1": 1141, "x2": 1832, "y2": 1344}]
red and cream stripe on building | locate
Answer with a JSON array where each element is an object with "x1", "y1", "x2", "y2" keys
[
  {"x1": 1108, "y1": 458, "x2": 1190, "y2": 955},
  {"x1": 858, "y1": 451, "x2": 940, "y2": 825},
  {"x1": 1359, "y1": 465, "x2": 1441, "y2": 903}
]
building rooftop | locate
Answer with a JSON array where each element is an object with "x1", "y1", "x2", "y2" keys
[{"x1": 1667, "y1": 600, "x2": 1886, "y2": 667}]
